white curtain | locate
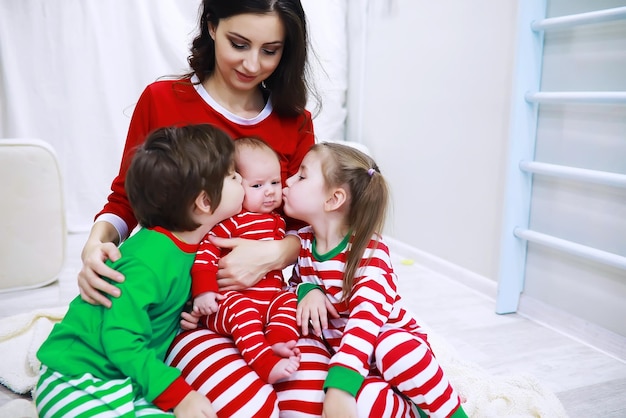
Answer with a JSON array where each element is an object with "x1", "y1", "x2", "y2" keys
[{"x1": 0, "y1": 0, "x2": 347, "y2": 232}]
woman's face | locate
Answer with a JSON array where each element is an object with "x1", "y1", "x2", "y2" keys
[{"x1": 210, "y1": 12, "x2": 285, "y2": 92}]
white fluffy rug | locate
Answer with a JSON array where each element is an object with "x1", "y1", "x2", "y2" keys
[{"x1": 0, "y1": 307, "x2": 569, "y2": 417}]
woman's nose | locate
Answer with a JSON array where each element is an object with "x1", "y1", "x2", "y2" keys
[{"x1": 243, "y1": 51, "x2": 260, "y2": 73}]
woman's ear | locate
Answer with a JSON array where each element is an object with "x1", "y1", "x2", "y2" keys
[
  {"x1": 208, "y1": 22, "x2": 217, "y2": 40},
  {"x1": 324, "y1": 187, "x2": 347, "y2": 212},
  {"x1": 195, "y1": 191, "x2": 212, "y2": 214}
]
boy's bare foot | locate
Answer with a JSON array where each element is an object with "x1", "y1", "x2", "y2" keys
[
  {"x1": 272, "y1": 340, "x2": 300, "y2": 358},
  {"x1": 267, "y1": 355, "x2": 301, "y2": 384}
]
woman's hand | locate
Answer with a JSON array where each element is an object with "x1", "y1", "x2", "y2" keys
[
  {"x1": 78, "y1": 239, "x2": 124, "y2": 308},
  {"x1": 210, "y1": 235, "x2": 299, "y2": 291},
  {"x1": 322, "y1": 388, "x2": 357, "y2": 418},
  {"x1": 297, "y1": 289, "x2": 338, "y2": 337}
]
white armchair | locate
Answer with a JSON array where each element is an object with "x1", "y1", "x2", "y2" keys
[{"x1": 0, "y1": 139, "x2": 66, "y2": 292}]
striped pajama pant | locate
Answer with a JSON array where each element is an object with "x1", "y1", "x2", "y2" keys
[
  {"x1": 205, "y1": 290, "x2": 299, "y2": 382},
  {"x1": 166, "y1": 325, "x2": 461, "y2": 417},
  {"x1": 34, "y1": 366, "x2": 172, "y2": 417}
]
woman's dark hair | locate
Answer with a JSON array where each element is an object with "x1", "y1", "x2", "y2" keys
[
  {"x1": 126, "y1": 124, "x2": 235, "y2": 231},
  {"x1": 187, "y1": 0, "x2": 313, "y2": 118}
]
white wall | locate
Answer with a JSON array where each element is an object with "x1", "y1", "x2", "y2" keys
[
  {"x1": 524, "y1": 0, "x2": 626, "y2": 337},
  {"x1": 348, "y1": 0, "x2": 518, "y2": 280},
  {"x1": 349, "y1": 0, "x2": 626, "y2": 344}
]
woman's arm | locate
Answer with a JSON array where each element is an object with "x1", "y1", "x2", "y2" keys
[
  {"x1": 209, "y1": 234, "x2": 300, "y2": 291},
  {"x1": 77, "y1": 221, "x2": 125, "y2": 308}
]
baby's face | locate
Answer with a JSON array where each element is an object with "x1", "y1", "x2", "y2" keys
[{"x1": 237, "y1": 146, "x2": 282, "y2": 214}]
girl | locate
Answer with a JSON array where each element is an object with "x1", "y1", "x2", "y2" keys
[{"x1": 282, "y1": 142, "x2": 468, "y2": 418}]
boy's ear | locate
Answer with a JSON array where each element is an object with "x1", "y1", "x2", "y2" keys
[
  {"x1": 324, "y1": 187, "x2": 347, "y2": 212},
  {"x1": 195, "y1": 191, "x2": 212, "y2": 214}
]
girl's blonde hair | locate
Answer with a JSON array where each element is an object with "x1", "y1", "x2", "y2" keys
[{"x1": 311, "y1": 142, "x2": 389, "y2": 299}]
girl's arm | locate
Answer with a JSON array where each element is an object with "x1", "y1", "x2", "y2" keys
[
  {"x1": 209, "y1": 234, "x2": 301, "y2": 290},
  {"x1": 325, "y1": 247, "x2": 398, "y2": 395},
  {"x1": 322, "y1": 388, "x2": 357, "y2": 418}
]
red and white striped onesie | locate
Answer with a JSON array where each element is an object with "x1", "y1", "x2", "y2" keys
[
  {"x1": 286, "y1": 227, "x2": 463, "y2": 418},
  {"x1": 191, "y1": 211, "x2": 298, "y2": 383}
]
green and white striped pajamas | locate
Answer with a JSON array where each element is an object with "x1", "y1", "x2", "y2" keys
[{"x1": 35, "y1": 366, "x2": 174, "y2": 417}]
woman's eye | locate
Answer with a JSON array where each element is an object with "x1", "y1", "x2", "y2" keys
[
  {"x1": 263, "y1": 49, "x2": 278, "y2": 56},
  {"x1": 230, "y1": 41, "x2": 247, "y2": 50}
]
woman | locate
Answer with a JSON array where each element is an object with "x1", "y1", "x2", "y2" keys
[
  {"x1": 78, "y1": 0, "x2": 312, "y2": 307},
  {"x1": 79, "y1": 0, "x2": 418, "y2": 416}
]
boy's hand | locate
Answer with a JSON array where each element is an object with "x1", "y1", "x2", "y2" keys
[
  {"x1": 296, "y1": 289, "x2": 338, "y2": 337},
  {"x1": 180, "y1": 310, "x2": 202, "y2": 331},
  {"x1": 173, "y1": 390, "x2": 216, "y2": 418}
]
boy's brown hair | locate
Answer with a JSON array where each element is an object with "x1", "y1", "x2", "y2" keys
[{"x1": 126, "y1": 124, "x2": 235, "y2": 231}]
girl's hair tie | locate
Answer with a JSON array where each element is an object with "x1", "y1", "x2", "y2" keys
[{"x1": 367, "y1": 168, "x2": 376, "y2": 177}]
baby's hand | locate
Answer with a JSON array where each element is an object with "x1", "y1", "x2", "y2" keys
[
  {"x1": 192, "y1": 292, "x2": 225, "y2": 316},
  {"x1": 297, "y1": 289, "x2": 331, "y2": 337}
]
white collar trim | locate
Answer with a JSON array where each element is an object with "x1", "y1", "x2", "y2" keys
[{"x1": 191, "y1": 74, "x2": 272, "y2": 125}]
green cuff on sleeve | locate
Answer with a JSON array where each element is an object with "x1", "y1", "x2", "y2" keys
[
  {"x1": 296, "y1": 283, "x2": 323, "y2": 303},
  {"x1": 323, "y1": 365, "x2": 364, "y2": 397}
]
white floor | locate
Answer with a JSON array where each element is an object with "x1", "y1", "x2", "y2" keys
[{"x1": 1, "y1": 232, "x2": 626, "y2": 417}]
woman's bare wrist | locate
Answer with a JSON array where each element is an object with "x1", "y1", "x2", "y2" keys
[{"x1": 277, "y1": 235, "x2": 300, "y2": 269}]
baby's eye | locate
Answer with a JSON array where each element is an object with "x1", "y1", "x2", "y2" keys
[
  {"x1": 271, "y1": 181, "x2": 281, "y2": 186},
  {"x1": 251, "y1": 184, "x2": 262, "y2": 189}
]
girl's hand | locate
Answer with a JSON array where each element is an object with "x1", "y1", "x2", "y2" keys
[
  {"x1": 78, "y1": 241, "x2": 124, "y2": 308},
  {"x1": 322, "y1": 388, "x2": 357, "y2": 418},
  {"x1": 297, "y1": 289, "x2": 338, "y2": 337},
  {"x1": 210, "y1": 235, "x2": 298, "y2": 291}
]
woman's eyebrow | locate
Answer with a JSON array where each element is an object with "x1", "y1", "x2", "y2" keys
[{"x1": 227, "y1": 32, "x2": 283, "y2": 46}]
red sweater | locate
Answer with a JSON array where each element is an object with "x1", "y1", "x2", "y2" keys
[{"x1": 97, "y1": 76, "x2": 315, "y2": 233}]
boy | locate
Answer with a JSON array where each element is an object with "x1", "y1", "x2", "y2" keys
[{"x1": 34, "y1": 124, "x2": 244, "y2": 417}]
